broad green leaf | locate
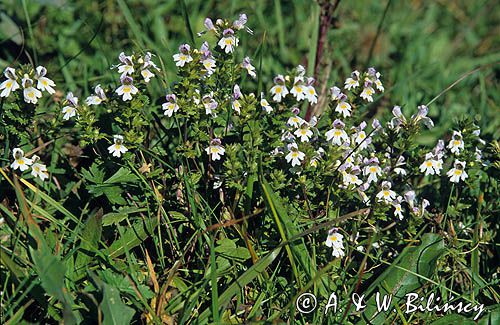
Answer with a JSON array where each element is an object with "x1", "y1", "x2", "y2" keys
[
  {"x1": 104, "y1": 167, "x2": 138, "y2": 184},
  {"x1": 105, "y1": 217, "x2": 158, "y2": 258},
  {"x1": 362, "y1": 233, "x2": 446, "y2": 324},
  {"x1": 215, "y1": 238, "x2": 251, "y2": 261},
  {"x1": 102, "y1": 207, "x2": 148, "y2": 226},
  {"x1": 73, "y1": 210, "x2": 103, "y2": 281},
  {"x1": 100, "y1": 284, "x2": 135, "y2": 325}
]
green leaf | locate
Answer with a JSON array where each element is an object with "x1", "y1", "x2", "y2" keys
[
  {"x1": 72, "y1": 210, "x2": 103, "y2": 281},
  {"x1": 362, "y1": 233, "x2": 446, "y2": 324},
  {"x1": 215, "y1": 238, "x2": 251, "y2": 261},
  {"x1": 31, "y1": 247, "x2": 78, "y2": 324},
  {"x1": 105, "y1": 217, "x2": 158, "y2": 258},
  {"x1": 100, "y1": 283, "x2": 135, "y2": 325},
  {"x1": 102, "y1": 207, "x2": 148, "y2": 226},
  {"x1": 104, "y1": 167, "x2": 138, "y2": 184}
]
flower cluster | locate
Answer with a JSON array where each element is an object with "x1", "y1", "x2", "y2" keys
[
  {"x1": 10, "y1": 148, "x2": 48, "y2": 181},
  {"x1": 114, "y1": 52, "x2": 160, "y2": 101},
  {"x1": 0, "y1": 66, "x2": 56, "y2": 104},
  {"x1": 270, "y1": 65, "x2": 318, "y2": 104}
]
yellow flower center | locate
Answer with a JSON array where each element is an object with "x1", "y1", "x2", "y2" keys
[
  {"x1": 291, "y1": 152, "x2": 299, "y2": 158},
  {"x1": 6, "y1": 81, "x2": 12, "y2": 88},
  {"x1": 383, "y1": 190, "x2": 390, "y2": 197},
  {"x1": 426, "y1": 161, "x2": 433, "y2": 167},
  {"x1": 359, "y1": 132, "x2": 365, "y2": 139},
  {"x1": 42, "y1": 80, "x2": 48, "y2": 86},
  {"x1": 308, "y1": 89, "x2": 315, "y2": 95},
  {"x1": 275, "y1": 86, "x2": 282, "y2": 94},
  {"x1": 123, "y1": 86, "x2": 131, "y2": 93},
  {"x1": 369, "y1": 166, "x2": 377, "y2": 173},
  {"x1": 18, "y1": 159, "x2": 25, "y2": 165},
  {"x1": 225, "y1": 38, "x2": 233, "y2": 45},
  {"x1": 454, "y1": 170, "x2": 462, "y2": 176},
  {"x1": 334, "y1": 130, "x2": 342, "y2": 136},
  {"x1": 34, "y1": 166, "x2": 40, "y2": 172},
  {"x1": 330, "y1": 235, "x2": 337, "y2": 242},
  {"x1": 366, "y1": 89, "x2": 373, "y2": 95},
  {"x1": 115, "y1": 144, "x2": 121, "y2": 150},
  {"x1": 294, "y1": 86, "x2": 303, "y2": 93},
  {"x1": 453, "y1": 140, "x2": 461, "y2": 146}
]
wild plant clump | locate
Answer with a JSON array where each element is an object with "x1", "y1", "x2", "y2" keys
[{"x1": 0, "y1": 13, "x2": 497, "y2": 324}]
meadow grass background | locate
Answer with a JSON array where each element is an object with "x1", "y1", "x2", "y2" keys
[
  {"x1": 0, "y1": 0, "x2": 499, "y2": 324},
  {"x1": 1, "y1": 0, "x2": 499, "y2": 141}
]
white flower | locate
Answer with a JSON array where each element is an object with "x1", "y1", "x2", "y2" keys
[
  {"x1": 270, "y1": 75, "x2": 289, "y2": 102},
  {"x1": 260, "y1": 95, "x2": 273, "y2": 113},
  {"x1": 173, "y1": 53, "x2": 193, "y2": 67},
  {"x1": 360, "y1": 80, "x2": 375, "y2": 102},
  {"x1": 22, "y1": 75, "x2": 42, "y2": 104},
  {"x1": 290, "y1": 77, "x2": 306, "y2": 101},
  {"x1": 203, "y1": 93, "x2": 218, "y2": 115},
  {"x1": 107, "y1": 135, "x2": 128, "y2": 158},
  {"x1": 325, "y1": 119, "x2": 349, "y2": 146},
  {"x1": 392, "y1": 196, "x2": 404, "y2": 220},
  {"x1": 141, "y1": 69, "x2": 155, "y2": 83},
  {"x1": 202, "y1": 57, "x2": 216, "y2": 75},
  {"x1": 376, "y1": 181, "x2": 397, "y2": 203},
  {"x1": 30, "y1": 155, "x2": 49, "y2": 181},
  {"x1": 335, "y1": 100, "x2": 352, "y2": 118},
  {"x1": 287, "y1": 114, "x2": 303, "y2": 128},
  {"x1": 232, "y1": 84, "x2": 242, "y2": 114},
  {"x1": 115, "y1": 76, "x2": 138, "y2": 101},
  {"x1": 117, "y1": 52, "x2": 134, "y2": 78},
  {"x1": 447, "y1": 160, "x2": 468, "y2": 183},
  {"x1": 140, "y1": 52, "x2": 159, "y2": 82},
  {"x1": 294, "y1": 123, "x2": 313, "y2": 143},
  {"x1": 242, "y1": 57, "x2": 256, "y2": 78},
  {"x1": 363, "y1": 158, "x2": 382, "y2": 184},
  {"x1": 0, "y1": 67, "x2": 20, "y2": 97},
  {"x1": 34, "y1": 66, "x2": 56, "y2": 94},
  {"x1": 85, "y1": 84, "x2": 107, "y2": 105},
  {"x1": 206, "y1": 138, "x2": 225, "y2": 160},
  {"x1": 447, "y1": 131, "x2": 464, "y2": 154},
  {"x1": 325, "y1": 229, "x2": 345, "y2": 258},
  {"x1": 62, "y1": 92, "x2": 78, "y2": 120},
  {"x1": 305, "y1": 78, "x2": 317, "y2": 104},
  {"x1": 419, "y1": 153, "x2": 437, "y2": 175},
  {"x1": 162, "y1": 94, "x2": 179, "y2": 117},
  {"x1": 285, "y1": 143, "x2": 305, "y2": 167},
  {"x1": 342, "y1": 171, "x2": 363, "y2": 186},
  {"x1": 344, "y1": 70, "x2": 360, "y2": 90},
  {"x1": 218, "y1": 29, "x2": 239, "y2": 53},
  {"x1": 10, "y1": 148, "x2": 32, "y2": 171},
  {"x1": 394, "y1": 156, "x2": 407, "y2": 176},
  {"x1": 374, "y1": 72, "x2": 384, "y2": 92}
]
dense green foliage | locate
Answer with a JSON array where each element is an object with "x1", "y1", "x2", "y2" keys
[{"x1": 0, "y1": 1, "x2": 499, "y2": 324}]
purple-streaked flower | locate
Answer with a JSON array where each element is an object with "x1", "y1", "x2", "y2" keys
[
  {"x1": 0, "y1": 67, "x2": 20, "y2": 97},
  {"x1": 86, "y1": 84, "x2": 107, "y2": 105},
  {"x1": 447, "y1": 160, "x2": 468, "y2": 183},
  {"x1": 326, "y1": 119, "x2": 349, "y2": 145},
  {"x1": 173, "y1": 44, "x2": 193, "y2": 67},
  {"x1": 34, "y1": 66, "x2": 56, "y2": 94},
  {"x1": 115, "y1": 76, "x2": 138, "y2": 101},
  {"x1": 206, "y1": 138, "x2": 225, "y2": 160},
  {"x1": 270, "y1": 74, "x2": 289, "y2": 102}
]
